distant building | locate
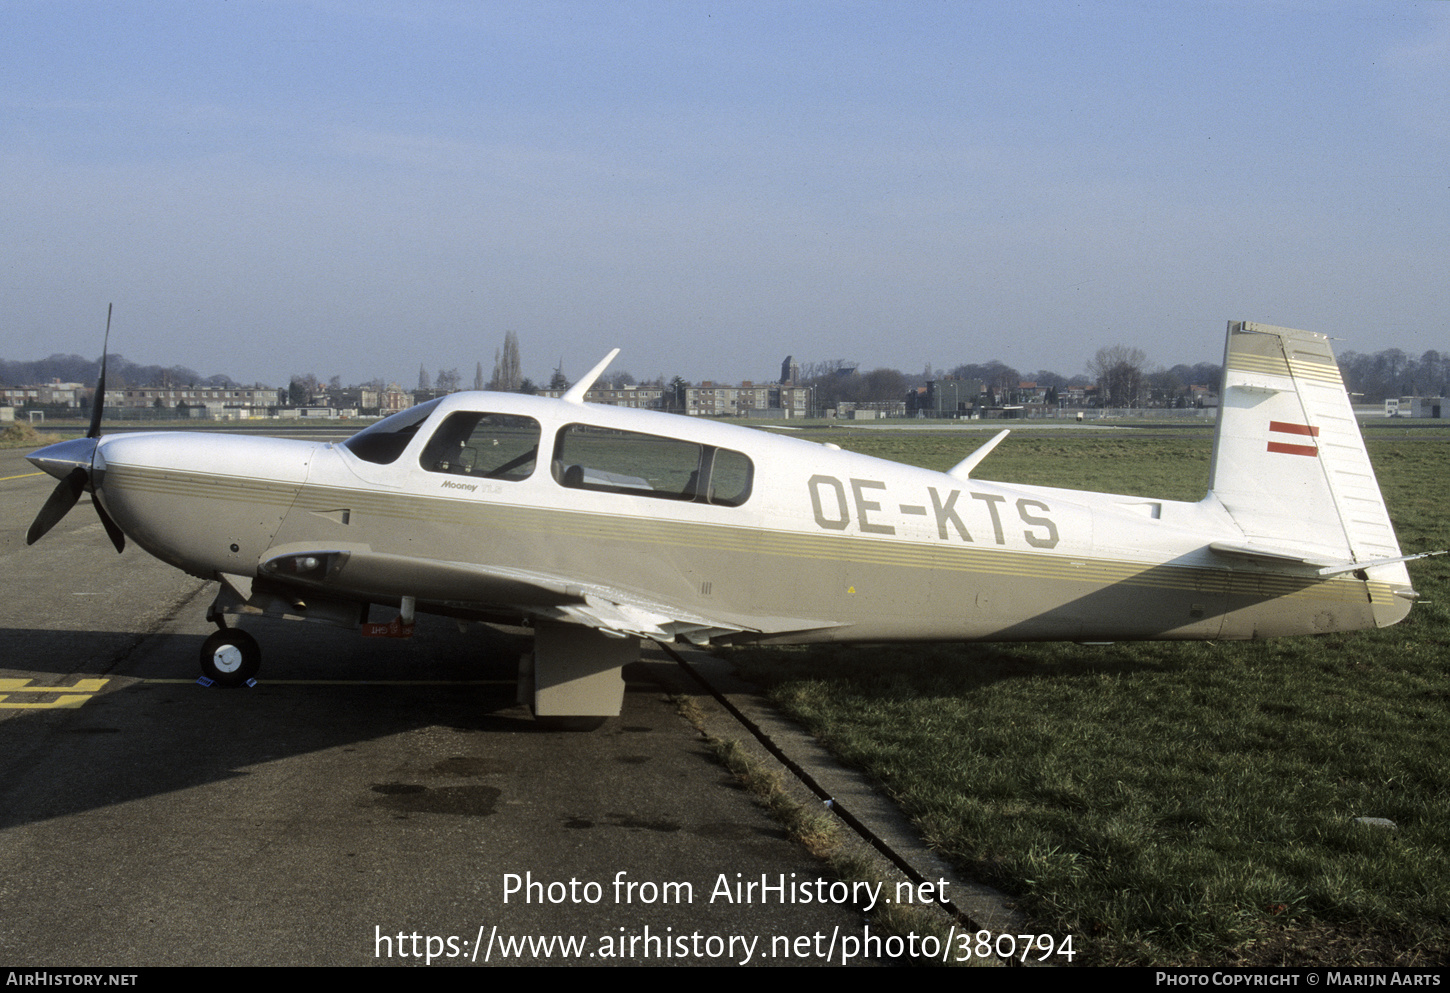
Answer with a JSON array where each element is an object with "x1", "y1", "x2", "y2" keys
[
  {"x1": 0, "y1": 381, "x2": 87, "y2": 407},
  {"x1": 1391, "y1": 397, "x2": 1446, "y2": 418},
  {"x1": 537, "y1": 384, "x2": 665, "y2": 409},
  {"x1": 538, "y1": 383, "x2": 812, "y2": 418},
  {"x1": 104, "y1": 386, "x2": 275, "y2": 415},
  {"x1": 908, "y1": 378, "x2": 986, "y2": 418},
  {"x1": 381, "y1": 384, "x2": 412, "y2": 412}
]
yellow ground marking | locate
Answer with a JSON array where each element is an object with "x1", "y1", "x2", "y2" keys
[
  {"x1": 140, "y1": 678, "x2": 511, "y2": 686},
  {"x1": 0, "y1": 471, "x2": 45, "y2": 481},
  {"x1": 0, "y1": 678, "x2": 109, "y2": 709}
]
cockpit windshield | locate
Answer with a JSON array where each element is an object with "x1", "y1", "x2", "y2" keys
[{"x1": 341, "y1": 398, "x2": 444, "y2": 465}]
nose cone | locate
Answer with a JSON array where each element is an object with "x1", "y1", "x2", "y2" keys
[{"x1": 27, "y1": 437, "x2": 99, "y2": 482}]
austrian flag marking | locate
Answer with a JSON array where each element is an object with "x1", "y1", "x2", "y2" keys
[{"x1": 1267, "y1": 420, "x2": 1320, "y2": 457}]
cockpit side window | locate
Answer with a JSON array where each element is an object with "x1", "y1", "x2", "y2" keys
[
  {"x1": 342, "y1": 399, "x2": 444, "y2": 465},
  {"x1": 419, "y1": 413, "x2": 541, "y2": 480},
  {"x1": 552, "y1": 424, "x2": 753, "y2": 506}
]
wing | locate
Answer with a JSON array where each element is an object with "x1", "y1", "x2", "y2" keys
[{"x1": 244, "y1": 546, "x2": 842, "y2": 645}]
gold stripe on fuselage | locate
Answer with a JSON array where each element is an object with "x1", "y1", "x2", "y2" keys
[{"x1": 108, "y1": 465, "x2": 1382, "y2": 613}]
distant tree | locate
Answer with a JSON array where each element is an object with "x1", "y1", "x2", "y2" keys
[
  {"x1": 667, "y1": 375, "x2": 689, "y2": 412},
  {"x1": 799, "y1": 358, "x2": 854, "y2": 380},
  {"x1": 1167, "y1": 362, "x2": 1221, "y2": 389},
  {"x1": 503, "y1": 332, "x2": 522, "y2": 388},
  {"x1": 950, "y1": 361, "x2": 1020, "y2": 393},
  {"x1": 436, "y1": 367, "x2": 461, "y2": 392},
  {"x1": 327, "y1": 375, "x2": 342, "y2": 391},
  {"x1": 860, "y1": 368, "x2": 906, "y2": 403},
  {"x1": 1088, "y1": 345, "x2": 1147, "y2": 408},
  {"x1": 1025, "y1": 369, "x2": 1069, "y2": 390},
  {"x1": 517, "y1": 377, "x2": 538, "y2": 395},
  {"x1": 549, "y1": 366, "x2": 570, "y2": 391},
  {"x1": 418, "y1": 365, "x2": 431, "y2": 390},
  {"x1": 490, "y1": 332, "x2": 523, "y2": 391},
  {"x1": 474, "y1": 361, "x2": 485, "y2": 391},
  {"x1": 1419, "y1": 350, "x2": 1448, "y2": 397}
]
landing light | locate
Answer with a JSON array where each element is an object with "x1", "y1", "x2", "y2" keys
[{"x1": 261, "y1": 550, "x2": 349, "y2": 583}]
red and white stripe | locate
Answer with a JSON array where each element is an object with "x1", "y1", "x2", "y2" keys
[{"x1": 1267, "y1": 420, "x2": 1319, "y2": 457}]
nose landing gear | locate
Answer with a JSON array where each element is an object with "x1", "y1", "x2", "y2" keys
[{"x1": 199, "y1": 628, "x2": 261, "y2": 687}]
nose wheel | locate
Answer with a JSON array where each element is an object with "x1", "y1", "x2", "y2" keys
[{"x1": 199, "y1": 629, "x2": 261, "y2": 687}]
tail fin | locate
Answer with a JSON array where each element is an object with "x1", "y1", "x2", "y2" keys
[{"x1": 1207, "y1": 321, "x2": 1415, "y2": 620}]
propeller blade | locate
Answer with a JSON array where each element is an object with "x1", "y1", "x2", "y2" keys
[
  {"x1": 26, "y1": 468, "x2": 87, "y2": 545},
  {"x1": 94, "y1": 498, "x2": 126, "y2": 553},
  {"x1": 26, "y1": 308, "x2": 128, "y2": 552},
  {"x1": 88, "y1": 303, "x2": 111, "y2": 440}
]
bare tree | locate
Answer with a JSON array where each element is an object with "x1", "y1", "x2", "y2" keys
[
  {"x1": 1088, "y1": 345, "x2": 1147, "y2": 408},
  {"x1": 490, "y1": 331, "x2": 523, "y2": 391}
]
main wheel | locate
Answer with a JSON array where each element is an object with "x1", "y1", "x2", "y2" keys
[{"x1": 199, "y1": 629, "x2": 261, "y2": 687}]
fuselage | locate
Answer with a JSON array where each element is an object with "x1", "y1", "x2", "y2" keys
[{"x1": 78, "y1": 390, "x2": 1409, "y2": 645}]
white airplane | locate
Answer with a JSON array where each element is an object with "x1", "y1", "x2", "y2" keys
[{"x1": 26, "y1": 319, "x2": 1436, "y2": 728}]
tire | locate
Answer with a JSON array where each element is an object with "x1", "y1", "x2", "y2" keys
[{"x1": 200, "y1": 629, "x2": 261, "y2": 687}]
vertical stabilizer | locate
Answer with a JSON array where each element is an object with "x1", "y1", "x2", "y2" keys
[{"x1": 1208, "y1": 321, "x2": 1407, "y2": 583}]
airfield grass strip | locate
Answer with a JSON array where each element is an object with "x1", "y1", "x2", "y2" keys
[
  {"x1": 724, "y1": 429, "x2": 1450, "y2": 967},
  {"x1": 672, "y1": 695, "x2": 978, "y2": 966},
  {"x1": 0, "y1": 422, "x2": 50, "y2": 449}
]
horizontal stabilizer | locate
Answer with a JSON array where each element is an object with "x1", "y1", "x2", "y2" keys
[
  {"x1": 1314, "y1": 550, "x2": 1446, "y2": 578},
  {"x1": 1208, "y1": 540, "x2": 1339, "y2": 570},
  {"x1": 1208, "y1": 541, "x2": 1443, "y2": 579}
]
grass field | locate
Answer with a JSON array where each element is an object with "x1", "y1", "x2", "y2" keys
[{"x1": 727, "y1": 423, "x2": 1450, "y2": 966}]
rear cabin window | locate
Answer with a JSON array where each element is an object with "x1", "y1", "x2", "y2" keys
[
  {"x1": 342, "y1": 399, "x2": 444, "y2": 465},
  {"x1": 552, "y1": 424, "x2": 753, "y2": 506},
  {"x1": 419, "y1": 413, "x2": 541, "y2": 481}
]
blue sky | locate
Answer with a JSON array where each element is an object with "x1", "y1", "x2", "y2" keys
[{"x1": 3, "y1": 1, "x2": 1446, "y2": 388}]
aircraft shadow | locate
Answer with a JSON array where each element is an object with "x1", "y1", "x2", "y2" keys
[{"x1": 0, "y1": 619, "x2": 665, "y2": 833}]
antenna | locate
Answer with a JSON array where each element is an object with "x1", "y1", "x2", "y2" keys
[{"x1": 562, "y1": 349, "x2": 621, "y2": 404}]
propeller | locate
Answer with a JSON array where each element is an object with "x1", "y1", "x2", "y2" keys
[{"x1": 25, "y1": 304, "x2": 125, "y2": 553}]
